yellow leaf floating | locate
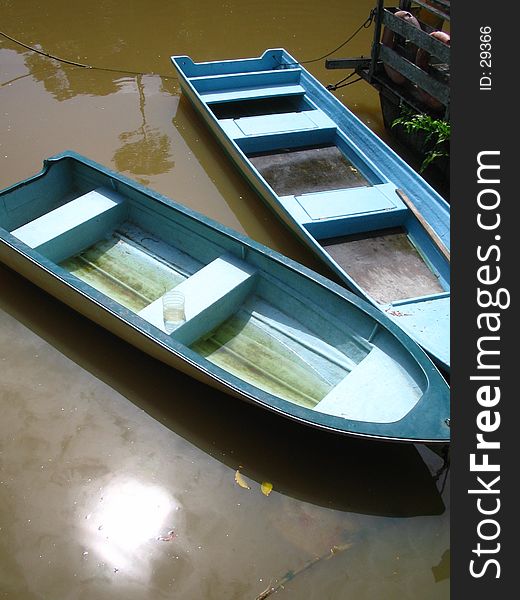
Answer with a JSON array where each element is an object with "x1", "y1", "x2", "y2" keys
[
  {"x1": 261, "y1": 481, "x2": 273, "y2": 496},
  {"x1": 234, "y1": 469, "x2": 251, "y2": 490}
]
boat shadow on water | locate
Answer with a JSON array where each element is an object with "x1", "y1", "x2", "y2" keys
[{"x1": 0, "y1": 263, "x2": 446, "y2": 518}]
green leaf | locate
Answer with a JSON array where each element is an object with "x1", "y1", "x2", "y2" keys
[
  {"x1": 235, "y1": 469, "x2": 251, "y2": 490},
  {"x1": 261, "y1": 482, "x2": 273, "y2": 496}
]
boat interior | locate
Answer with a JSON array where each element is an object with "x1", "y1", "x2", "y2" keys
[
  {"x1": 1, "y1": 157, "x2": 425, "y2": 423},
  {"x1": 173, "y1": 53, "x2": 449, "y2": 309}
]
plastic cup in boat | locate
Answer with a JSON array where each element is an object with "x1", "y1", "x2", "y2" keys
[{"x1": 162, "y1": 289, "x2": 186, "y2": 333}]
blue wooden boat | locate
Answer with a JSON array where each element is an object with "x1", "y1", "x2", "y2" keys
[
  {"x1": 0, "y1": 152, "x2": 449, "y2": 444},
  {"x1": 171, "y1": 49, "x2": 450, "y2": 372}
]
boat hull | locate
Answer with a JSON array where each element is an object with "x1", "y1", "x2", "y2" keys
[{"x1": 0, "y1": 152, "x2": 450, "y2": 444}]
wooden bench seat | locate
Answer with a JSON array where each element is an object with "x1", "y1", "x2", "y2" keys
[
  {"x1": 294, "y1": 183, "x2": 404, "y2": 221},
  {"x1": 138, "y1": 253, "x2": 257, "y2": 345},
  {"x1": 314, "y1": 347, "x2": 421, "y2": 423},
  {"x1": 191, "y1": 68, "x2": 299, "y2": 91},
  {"x1": 201, "y1": 84, "x2": 306, "y2": 105},
  {"x1": 219, "y1": 109, "x2": 336, "y2": 139},
  {"x1": 11, "y1": 187, "x2": 126, "y2": 262},
  {"x1": 276, "y1": 183, "x2": 407, "y2": 238}
]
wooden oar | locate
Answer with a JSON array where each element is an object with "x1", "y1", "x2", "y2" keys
[{"x1": 396, "y1": 188, "x2": 450, "y2": 262}]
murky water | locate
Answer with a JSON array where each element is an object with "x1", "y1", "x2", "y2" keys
[{"x1": 0, "y1": 1, "x2": 449, "y2": 598}]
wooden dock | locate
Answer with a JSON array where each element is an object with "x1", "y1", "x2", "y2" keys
[{"x1": 327, "y1": 1, "x2": 450, "y2": 189}]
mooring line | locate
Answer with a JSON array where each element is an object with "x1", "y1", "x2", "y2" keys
[{"x1": 0, "y1": 30, "x2": 176, "y2": 79}]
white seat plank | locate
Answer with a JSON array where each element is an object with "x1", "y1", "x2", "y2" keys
[
  {"x1": 12, "y1": 187, "x2": 124, "y2": 249},
  {"x1": 314, "y1": 347, "x2": 421, "y2": 423},
  {"x1": 138, "y1": 253, "x2": 256, "y2": 334},
  {"x1": 201, "y1": 84, "x2": 306, "y2": 104}
]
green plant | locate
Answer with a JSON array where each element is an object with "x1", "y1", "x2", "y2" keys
[{"x1": 392, "y1": 109, "x2": 450, "y2": 172}]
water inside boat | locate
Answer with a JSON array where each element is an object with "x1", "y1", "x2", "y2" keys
[
  {"x1": 59, "y1": 220, "x2": 358, "y2": 408},
  {"x1": 58, "y1": 219, "x2": 369, "y2": 410},
  {"x1": 192, "y1": 297, "x2": 352, "y2": 408},
  {"x1": 61, "y1": 231, "x2": 189, "y2": 312}
]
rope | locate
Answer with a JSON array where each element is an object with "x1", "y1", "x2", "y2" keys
[
  {"x1": 2, "y1": 10, "x2": 376, "y2": 84},
  {"x1": 276, "y1": 9, "x2": 376, "y2": 69},
  {"x1": 0, "y1": 30, "x2": 175, "y2": 79},
  {"x1": 326, "y1": 71, "x2": 362, "y2": 91}
]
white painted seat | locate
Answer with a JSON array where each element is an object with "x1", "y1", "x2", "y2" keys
[
  {"x1": 12, "y1": 187, "x2": 124, "y2": 248},
  {"x1": 219, "y1": 109, "x2": 336, "y2": 139},
  {"x1": 138, "y1": 253, "x2": 256, "y2": 337},
  {"x1": 201, "y1": 84, "x2": 306, "y2": 104},
  {"x1": 11, "y1": 187, "x2": 126, "y2": 262},
  {"x1": 314, "y1": 347, "x2": 421, "y2": 423}
]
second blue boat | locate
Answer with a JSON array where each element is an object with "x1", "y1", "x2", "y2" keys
[{"x1": 171, "y1": 48, "x2": 450, "y2": 371}]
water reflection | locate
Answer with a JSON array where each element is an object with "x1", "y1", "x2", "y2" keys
[
  {"x1": 1, "y1": 0, "x2": 449, "y2": 594},
  {"x1": 82, "y1": 476, "x2": 178, "y2": 576},
  {"x1": 23, "y1": 51, "x2": 120, "y2": 100},
  {"x1": 113, "y1": 75, "x2": 175, "y2": 183}
]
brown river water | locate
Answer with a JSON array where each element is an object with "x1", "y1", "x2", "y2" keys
[{"x1": 0, "y1": 1, "x2": 449, "y2": 598}]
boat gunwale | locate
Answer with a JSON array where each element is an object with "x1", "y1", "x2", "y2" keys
[{"x1": 0, "y1": 151, "x2": 449, "y2": 443}]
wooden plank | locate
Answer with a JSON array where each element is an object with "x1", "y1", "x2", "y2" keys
[
  {"x1": 200, "y1": 84, "x2": 306, "y2": 104},
  {"x1": 249, "y1": 145, "x2": 369, "y2": 197},
  {"x1": 396, "y1": 189, "x2": 450, "y2": 262},
  {"x1": 379, "y1": 45, "x2": 449, "y2": 105},
  {"x1": 295, "y1": 184, "x2": 399, "y2": 221},
  {"x1": 412, "y1": 0, "x2": 450, "y2": 22},
  {"x1": 382, "y1": 9, "x2": 450, "y2": 63},
  {"x1": 234, "y1": 110, "x2": 321, "y2": 136},
  {"x1": 237, "y1": 126, "x2": 337, "y2": 155},
  {"x1": 325, "y1": 57, "x2": 371, "y2": 70},
  {"x1": 321, "y1": 228, "x2": 444, "y2": 304},
  {"x1": 356, "y1": 68, "x2": 430, "y2": 115},
  {"x1": 190, "y1": 68, "x2": 301, "y2": 93},
  {"x1": 368, "y1": 0, "x2": 385, "y2": 81},
  {"x1": 221, "y1": 109, "x2": 335, "y2": 140}
]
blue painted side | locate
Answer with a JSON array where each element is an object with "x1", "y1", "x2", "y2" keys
[
  {"x1": 170, "y1": 49, "x2": 451, "y2": 371},
  {"x1": 171, "y1": 52, "x2": 287, "y2": 78},
  {"x1": 191, "y1": 68, "x2": 301, "y2": 93}
]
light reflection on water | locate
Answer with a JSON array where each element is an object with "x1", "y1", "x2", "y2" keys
[
  {"x1": 82, "y1": 477, "x2": 178, "y2": 576},
  {"x1": 0, "y1": 1, "x2": 449, "y2": 597}
]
